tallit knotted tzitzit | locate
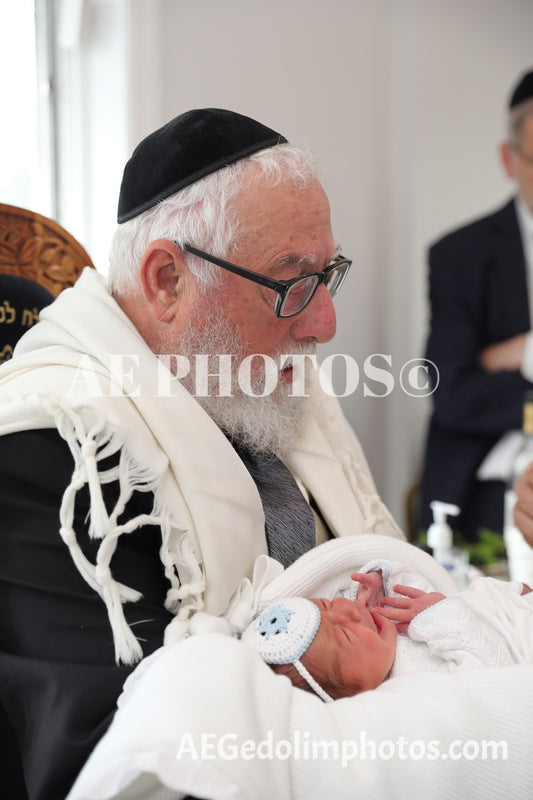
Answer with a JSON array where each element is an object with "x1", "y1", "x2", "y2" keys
[{"x1": 242, "y1": 597, "x2": 333, "y2": 703}]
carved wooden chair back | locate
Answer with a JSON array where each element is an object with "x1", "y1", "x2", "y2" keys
[
  {"x1": 0, "y1": 204, "x2": 94, "y2": 364},
  {"x1": 0, "y1": 202, "x2": 94, "y2": 296}
]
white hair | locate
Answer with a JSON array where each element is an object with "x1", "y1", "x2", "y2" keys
[
  {"x1": 508, "y1": 97, "x2": 533, "y2": 147},
  {"x1": 108, "y1": 143, "x2": 323, "y2": 296}
]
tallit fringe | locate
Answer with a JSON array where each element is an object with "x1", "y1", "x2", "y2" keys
[
  {"x1": 154, "y1": 493, "x2": 206, "y2": 621},
  {"x1": 42, "y1": 396, "x2": 205, "y2": 665}
]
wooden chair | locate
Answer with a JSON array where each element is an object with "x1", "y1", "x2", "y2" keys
[{"x1": 0, "y1": 203, "x2": 93, "y2": 296}]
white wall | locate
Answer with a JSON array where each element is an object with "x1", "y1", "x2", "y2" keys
[{"x1": 54, "y1": 0, "x2": 533, "y2": 531}]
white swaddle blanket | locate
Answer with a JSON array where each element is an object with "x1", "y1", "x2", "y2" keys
[
  {"x1": 67, "y1": 536, "x2": 533, "y2": 800},
  {"x1": 393, "y1": 575, "x2": 533, "y2": 675}
]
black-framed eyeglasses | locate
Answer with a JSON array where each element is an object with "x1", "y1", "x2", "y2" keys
[{"x1": 179, "y1": 243, "x2": 352, "y2": 318}]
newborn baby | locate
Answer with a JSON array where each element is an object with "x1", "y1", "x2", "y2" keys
[{"x1": 242, "y1": 567, "x2": 533, "y2": 701}]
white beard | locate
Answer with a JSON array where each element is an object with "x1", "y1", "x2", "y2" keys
[
  {"x1": 161, "y1": 300, "x2": 314, "y2": 459},
  {"x1": 195, "y1": 372, "x2": 310, "y2": 460}
]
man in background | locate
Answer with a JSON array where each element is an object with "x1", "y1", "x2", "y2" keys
[{"x1": 419, "y1": 69, "x2": 533, "y2": 542}]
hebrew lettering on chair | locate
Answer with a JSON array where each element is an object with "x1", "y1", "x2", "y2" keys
[
  {"x1": 1, "y1": 300, "x2": 16, "y2": 324},
  {"x1": 0, "y1": 344, "x2": 13, "y2": 363},
  {"x1": 0, "y1": 300, "x2": 17, "y2": 324},
  {"x1": 21, "y1": 307, "x2": 40, "y2": 327}
]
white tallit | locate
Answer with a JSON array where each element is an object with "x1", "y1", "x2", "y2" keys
[{"x1": 0, "y1": 267, "x2": 403, "y2": 663}]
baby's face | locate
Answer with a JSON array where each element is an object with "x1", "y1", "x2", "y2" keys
[{"x1": 303, "y1": 597, "x2": 397, "y2": 699}]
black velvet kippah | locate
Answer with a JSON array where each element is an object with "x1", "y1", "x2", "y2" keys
[
  {"x1": 509, "y1": 69, "x2": 533, "y2": 109},
  {"x1": 117, "y1": 108, "x2": 288, "y2": 223}
]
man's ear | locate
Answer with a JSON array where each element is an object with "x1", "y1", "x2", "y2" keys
[
  {"x1": 139, "y1": 240, "x2": 189, "y2": 322},
  {"x1": 499, "y1": 141, "x2": 515, "y2": 180}
]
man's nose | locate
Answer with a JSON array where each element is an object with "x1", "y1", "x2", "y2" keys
[{"x1": 288, "y1": 284, "x2": 337, "y2": 344}]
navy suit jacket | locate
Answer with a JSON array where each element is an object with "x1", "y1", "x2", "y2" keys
[{"x1": 419, "y1": 197, "x2": 533, "y2": 538}]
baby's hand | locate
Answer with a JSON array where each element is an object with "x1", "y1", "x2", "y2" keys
[
  {"x1": 374, "y1": 584, "x2": 445, "y2": 633},
  {"x1": 351, "y1": 571, "x2": 384, "y2": 608}
]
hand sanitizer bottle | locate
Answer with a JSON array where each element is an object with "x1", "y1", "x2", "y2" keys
[{"x1": 427, "y1": 501, "x2": 469, "y2": 589}]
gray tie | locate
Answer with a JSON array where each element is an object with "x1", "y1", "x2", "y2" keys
[{"x1": 229, "y1": 439, "x2": 317, "y2": 568}]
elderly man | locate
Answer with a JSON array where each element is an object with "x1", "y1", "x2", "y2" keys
[{"x1": 0, "y1": 109, "x2": 401, "y2": 799}]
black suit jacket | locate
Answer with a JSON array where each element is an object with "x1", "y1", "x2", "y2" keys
[{"x1": 419, "y1": 197, "x2": 533, "y2": 538}]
